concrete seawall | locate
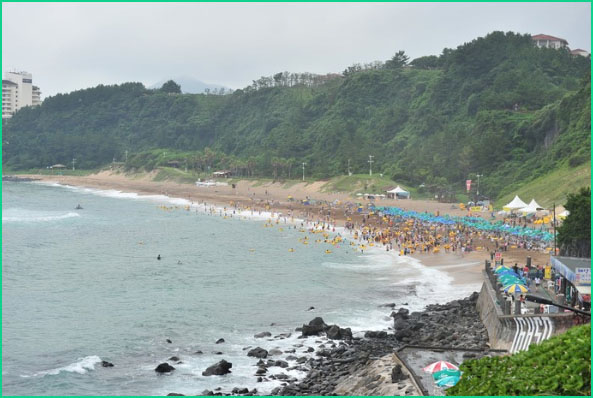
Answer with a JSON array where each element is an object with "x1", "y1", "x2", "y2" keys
[{"x1": 477, "y1": 270, "x2": 576, "y2": 353}]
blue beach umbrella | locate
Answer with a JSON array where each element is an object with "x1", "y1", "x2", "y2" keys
[
  {"x1": 432, "y1": 368, "x2": 461, "y2": 381},
  {"x1": 504, "y1": 284, "x2": 528, "y2": 294},
  {"x1": 436, "y1": 375, "x2": 461, "y2": 387}
]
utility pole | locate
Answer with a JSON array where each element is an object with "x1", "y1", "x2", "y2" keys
[
  {"x1": 72, "y1": 158, "x2": 76, "y2": 171},
  {"x1": 476, "y1": 174, "x2": 484, "y2": 202},
  {"x1": 302, "y1": 162, "x2": 306, "y2": 182},
  {"x1": 347, "y1": 159, "x2": 352, "y2": 176},
  {"x1": 553, "y1": 202, "x2": 557, "y2": 255},
  {"x1": 368, "y1": 155, "x2": 374, "y2": 176},
  {"x1": 125, "y1": 150, "x2": 128, "y2": 162}
]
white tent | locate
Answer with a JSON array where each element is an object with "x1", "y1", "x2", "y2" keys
[
  {"x1": 519, "y1": 199, "x2": 548, "y2": 215},
  {"x1": 503, "y1": 195, "x2": 527, "y2": 211},
  {"x1": 386, "y1": 186, "x2": 410, "y2": 199}
]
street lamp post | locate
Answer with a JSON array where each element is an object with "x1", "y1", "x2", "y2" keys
[
  {"x1": 368, "y1": 155, "x2": 374, "y2": 176},
  {"x1": 302, "y1": 162, "x2": 306, "y2": 182},
  {"x1": 476, "y1": 173, "x2": 483, "y2": 199}
]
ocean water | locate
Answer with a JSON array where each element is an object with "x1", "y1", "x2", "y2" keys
[{"x1": 2, "y1": 181, "x2": 478, "y2": 395}]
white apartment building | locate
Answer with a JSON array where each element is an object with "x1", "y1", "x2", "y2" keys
[{"x1": 2, "y1": 71, "x2": 42, "y2": 119}]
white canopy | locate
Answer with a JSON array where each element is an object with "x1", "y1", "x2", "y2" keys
[
  {"x1": 519, "y1": 199, "x2": 545, "y2": 214},
  {"x1": 386, "y1": 185, "x2": 409, "y2": 194},
  {"x1": 503, "y1": 195, "x2": 527, "y2": 211}
]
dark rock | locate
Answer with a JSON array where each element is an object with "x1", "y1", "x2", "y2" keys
[
  {"x1": 254, "y1": 331, "x2": 272, "y2": 338},
  {"x1": 247, "y1": 347, "x2": 268, "y2": 359},
  {"x1": 391, "y1": 364, "x2": 407, "y2": 383},
  {"x1": 155, "y1": 362, "x2": 175, "y2": 373},
  {"x1": 101, "y1": 360, "x2": 114, "y2": 367},
  {"x1": 168, "y1": 356, "x2": 180, "y2": 362},
  {"x1": 301, "y1": 323, "x2": 325, "y2": 336},
  {"x1": 306, "y1": 347, "x2": 314, "y2": 352},
  {"x1": 284, "y1": 349, "x2": 296, "y2": 353},
  {"x1": 307, "y1": 306, "x2": 315, "y2": 311},
  {"x1": 255, "y1": 367, "x2": 267, "y2": 375},
  {"x1": 256, "y1": 377, "x2": 263, "y2": 382},
  {"x1": 232, "y1": 387, "x2": 249, "y2": 394},
  {"x1": 393, "y1": 318, "x2": 408, "y2": 330},
  {"x1": 268, "y1": 348, "x2": 283, "y2": 356},
  {"x1": 364, "y1": 331, "x2": 388, "y2": 338},
  {"x1": 167, "y1": 394, "x2": 185, "y2": 396},
  {"x1": 201, "y1": 390, "x2": 213, "y2": 396},
  {"x1": 380, "y1": 303, "x2": 396, "y2": 308},
  {"x1": 469, "y1": 291, "x2": 479, "y2": 301},
  {"x1": 216, "y1": 338, "x2": 225, "y2": 344},
  {"x1": 296, "y1": 357, "x2": 308, "y2": 364},
  {"x1": 213, "y1": 351, "x2": 223, "y2": 355},
  {"x1": 194, "y1": 350, "x2": 204, "y2": 354},
  {"x1": 202, "y1": 359, "x2": 232, "y2": 376},
  {"x1": 286, "y1": 355, "x2": 297, "y2": 361},
  {"x1": 166, "y1": 339, "x2": 172, "y2": 344},
  {"x1": 326, "y1": 325, "x2": 353, "y2": 340}
]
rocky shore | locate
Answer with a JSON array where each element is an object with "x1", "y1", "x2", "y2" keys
[
  {"x1": 272, "y1": 292, "x2": 487, "y2": 396},
  {"x1": 182, "y1": 292, "x2": 488, "y2": 396}
]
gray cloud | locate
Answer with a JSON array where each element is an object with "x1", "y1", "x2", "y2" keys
[{"x1": 2, "y1": 2, "x2": 590, "y2": 97}]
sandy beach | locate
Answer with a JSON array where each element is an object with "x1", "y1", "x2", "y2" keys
[{"x1": 18, "y1": 171, "x2": 550, "y2": 287}]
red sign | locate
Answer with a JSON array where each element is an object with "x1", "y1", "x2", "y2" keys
[
  {"x1": 495, "y1": 252, "x2": 502, "y2": 261},
  {"x1": 466, "y1": 180, "x2": 472, "y2": 192}
]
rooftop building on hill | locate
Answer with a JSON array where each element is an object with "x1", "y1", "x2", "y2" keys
[
  {"x1": 570, "y1": 48, "x2": 590, "y2": 57},
  {"x1": 531, "y1": 34, "x2": 569, "y2": 49}
]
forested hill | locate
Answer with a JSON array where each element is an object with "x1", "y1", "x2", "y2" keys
[{"x1": 3, "y1": 32, "x2": 590, "y2": 200}]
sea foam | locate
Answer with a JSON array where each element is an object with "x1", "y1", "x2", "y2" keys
[
  {"x1": 2, "y1": 208, "x2": 80, "y2": 223},
  {"x1": 30, "y1": 355, "x2": 102, "y2": 377}
]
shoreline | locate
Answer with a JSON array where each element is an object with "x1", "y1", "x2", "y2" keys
[{"x1": 12, "y1": 172, "x2": 496, "y2": 287}]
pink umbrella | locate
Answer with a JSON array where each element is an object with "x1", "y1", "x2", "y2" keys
[{"x1": 423, "y1": 361, "x2": 459, "y2": 373}]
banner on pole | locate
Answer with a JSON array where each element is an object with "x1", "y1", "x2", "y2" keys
[{"x1": 466, "y1": 180, "x2": 472, "y2": 192}]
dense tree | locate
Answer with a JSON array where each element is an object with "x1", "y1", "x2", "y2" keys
[
  {"x1": 557, "y1": 187, "x2": 591, "y2": 257},
  {"x1": 160, "y1": 80, "x2": 181, "y2": 94},
  {"x1": 384, "y1": 50, "x2": 409, "y2": 69}
]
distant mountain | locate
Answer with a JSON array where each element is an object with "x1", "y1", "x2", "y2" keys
[{"x1": 149, "y1": 76, "x2": 229, "y2": 94}]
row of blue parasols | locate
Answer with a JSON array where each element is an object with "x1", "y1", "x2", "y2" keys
[{"x1": 374, "y1": 206, "x2": 553, "y2": 242}]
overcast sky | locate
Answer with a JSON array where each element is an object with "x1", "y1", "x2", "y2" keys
[{"x1": 2, "y1": 2, "x2": 591, "y2": 97}]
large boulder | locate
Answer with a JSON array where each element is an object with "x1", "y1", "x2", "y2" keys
[
  {"x1": 202, "y1": 359, "x2": 232, "y2": 376},
  {"x1": 254, "y1": 331, "x2": 272, "y2": 338},
  {"x1": 391, "y1": 364, "x2": 407, "y2": 383},
  {"x1": 155, "y1": 363, "x2": 175, "y2": 373},
  {"x1": 301, "y1": 317, "x2": 329, "y2": 336},
  {"x1": 247, "y1": 347, "x2": 268, "y2": 358},
  {"x1": 326, "y1": 325, "x2": 353, "y2": 340}
]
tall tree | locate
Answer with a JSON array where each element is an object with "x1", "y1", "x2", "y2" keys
[{"x1": 557, "y1": 187, "x2": 591, "y2": 257}]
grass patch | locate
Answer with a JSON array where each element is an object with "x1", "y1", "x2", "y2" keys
[
  {"x1": 2, "y1": 167, "x2": 99, "y2": 176},
  {"x1": 321, "y1": 174, "x2": 409, "y2": 195},
  {"x1": 153, "y1": 167, "x2": 198, "y2": 184},
  {"x1": 495, "y1": 162, "x2": 591, "y2": 208}
]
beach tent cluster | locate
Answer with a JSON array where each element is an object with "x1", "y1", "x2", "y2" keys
[{"x1": 502, "y1": 195, "x2": 549, "y2": 216}]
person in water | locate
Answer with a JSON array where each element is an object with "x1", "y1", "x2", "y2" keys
[{"x1": 157, "y1": 254, "x2": 161, "y2": 260}]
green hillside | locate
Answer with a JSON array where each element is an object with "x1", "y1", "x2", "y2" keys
[
  {"x1": 2, "y1": 32, "x2": 590, "y2": 203},
  {"x1": 447, "y1": 324, "x2": 591, "y2": 396},
  {"x1": 495, "y1": 161, "x2": 591, "y2": 208}
]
